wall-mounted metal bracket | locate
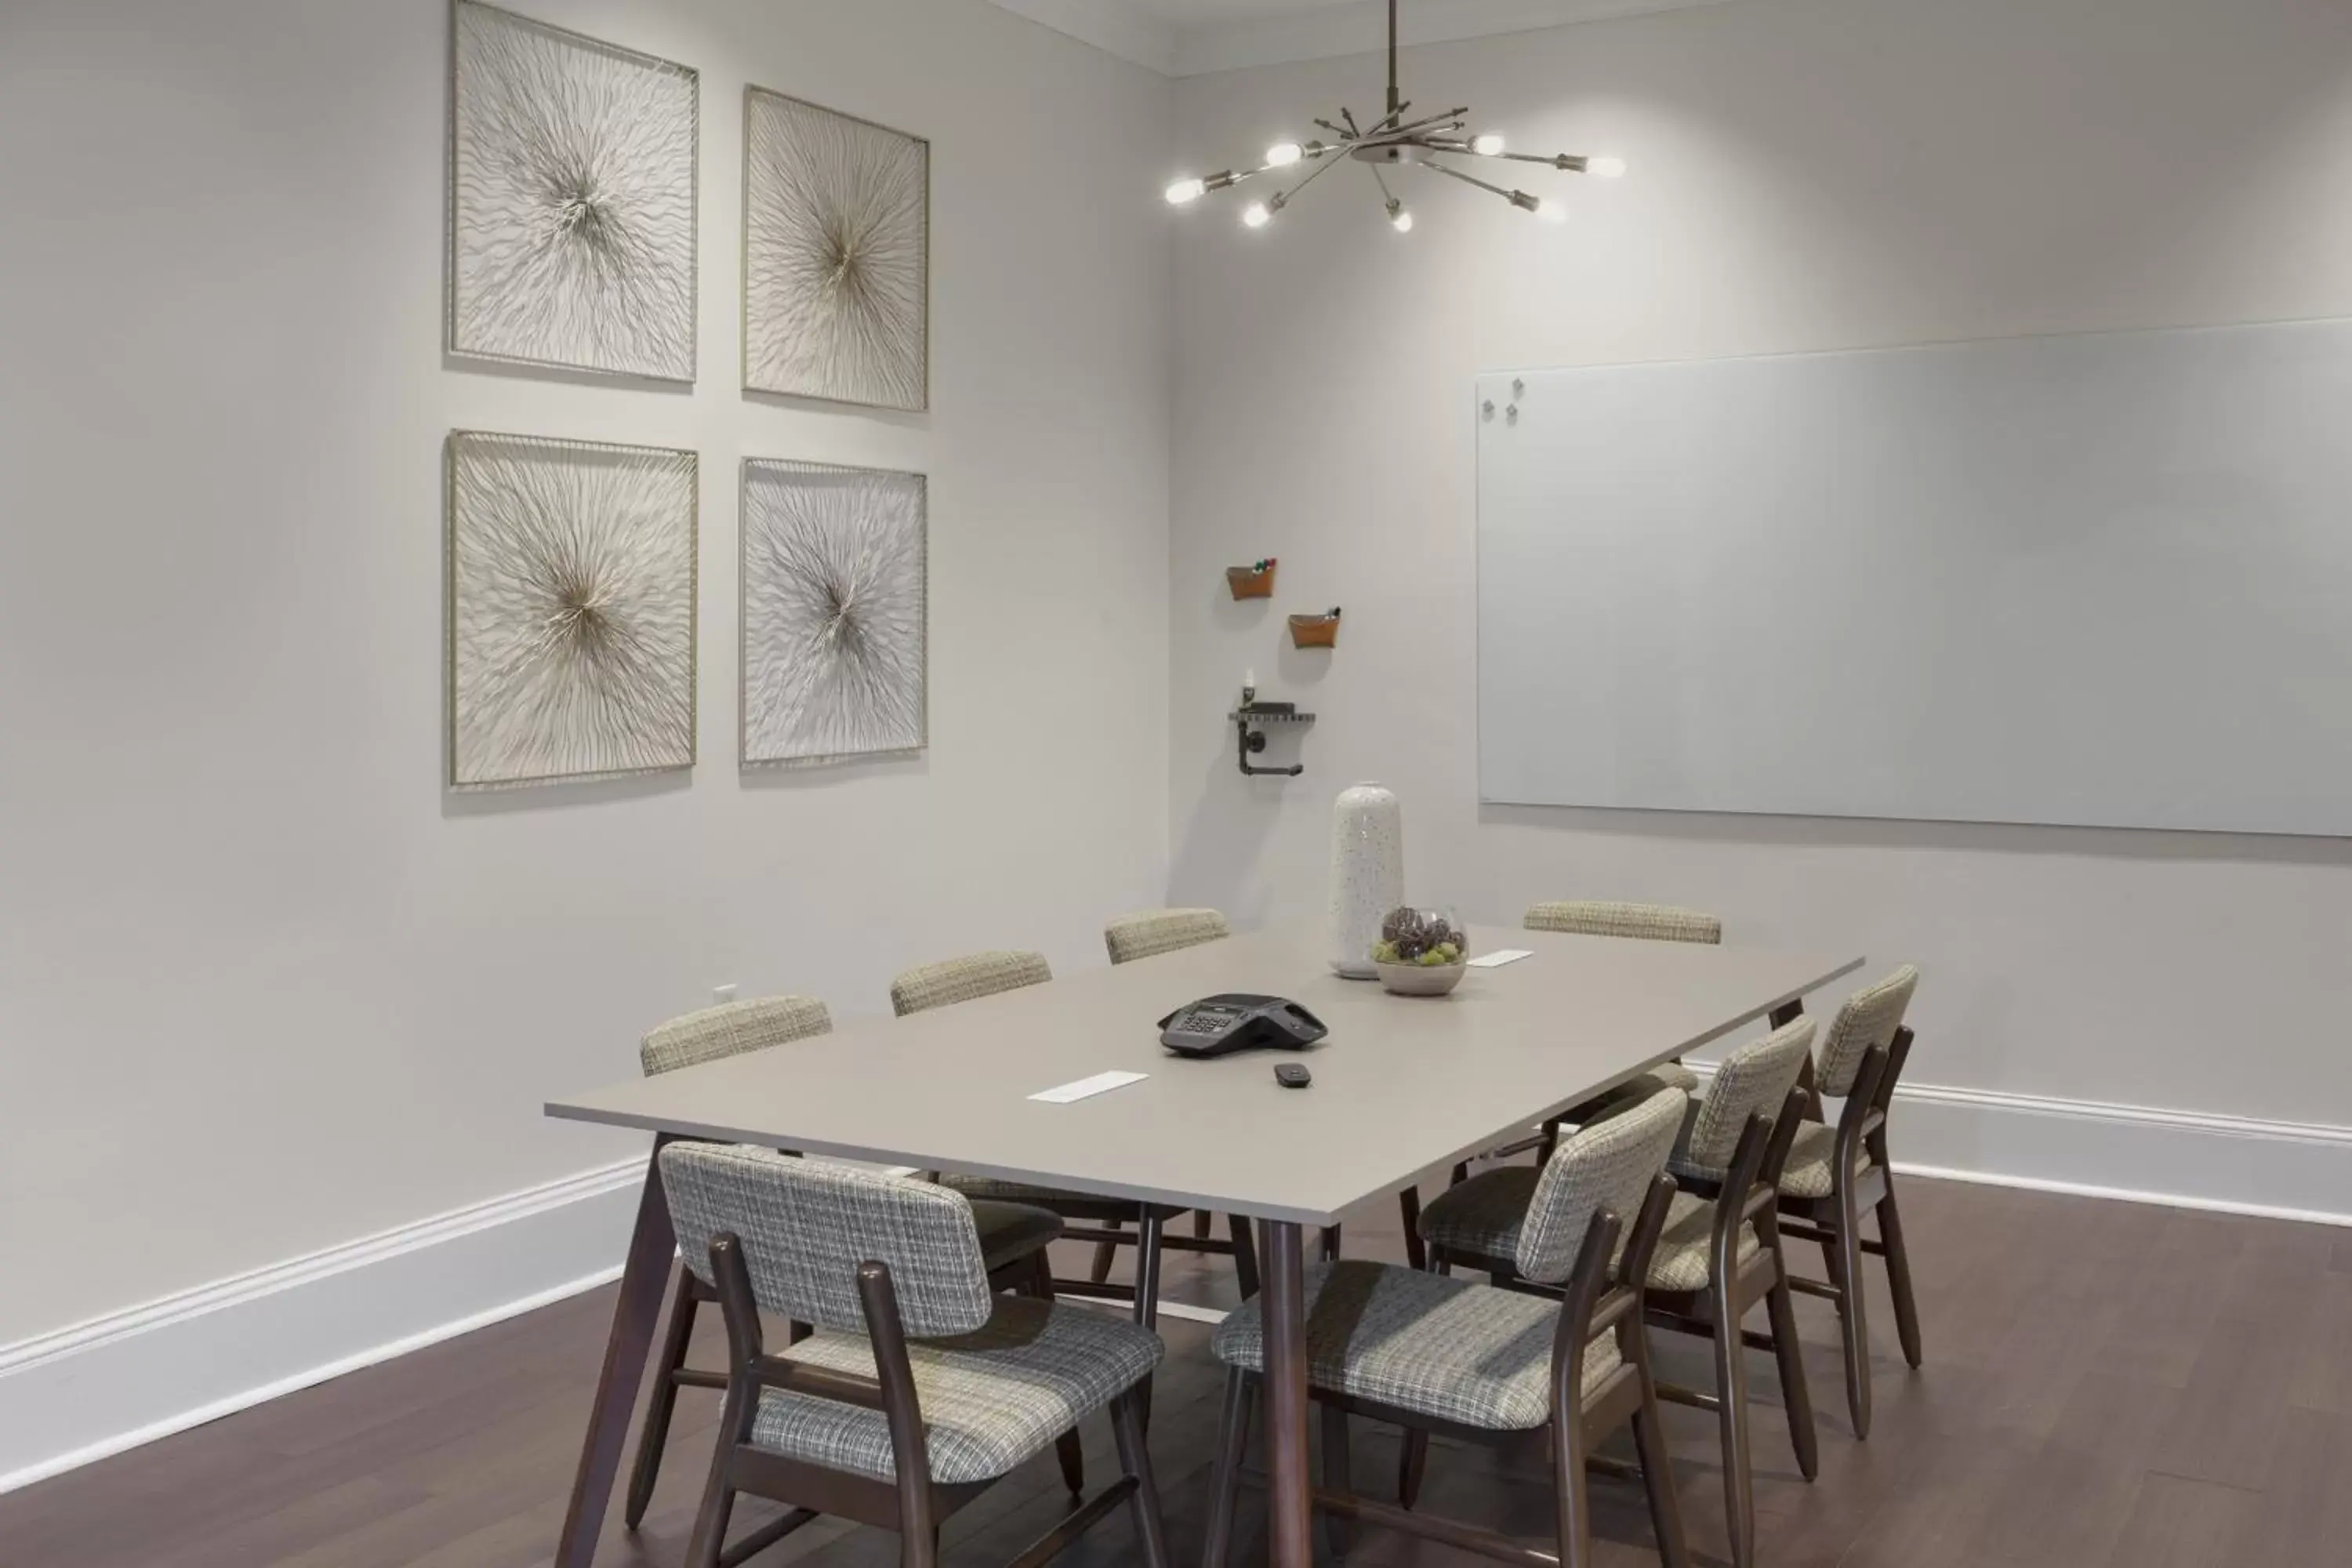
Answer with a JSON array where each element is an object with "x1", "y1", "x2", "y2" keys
[{"x1": 1232, "y1": 700, "x2": 1316, "y2": 778}]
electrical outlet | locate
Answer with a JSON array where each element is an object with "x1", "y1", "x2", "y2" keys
[{"x1": 713, "y1": 982, "x2": 739, "y2": 1004}]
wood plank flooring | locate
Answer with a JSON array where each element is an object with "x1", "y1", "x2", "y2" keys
[{"x1": 2, "y1": 1171, "x2": 2341, "y2": 1566}]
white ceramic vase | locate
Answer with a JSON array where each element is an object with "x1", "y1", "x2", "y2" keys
[{"x1": 1328, "y1": 782, "x2": 1404, "y2": 978}]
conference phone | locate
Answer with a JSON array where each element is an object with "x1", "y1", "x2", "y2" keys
[{"x1": 1157, "y1": 995, "x2": 1328, "y2": 1058}]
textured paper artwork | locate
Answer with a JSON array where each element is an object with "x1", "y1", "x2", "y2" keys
[
  {"x1": 741, "y1": 459, "x2": 927, "y2": 767},
  {"x1": 743, "y1": 87, "x2": 928, "y2": 409},
  {"x1": 448, "y1": 432, "x2": 698, "y2": 787},
  {"x1": 450, "y1": 1, "x2": 699, "y2": 380}
]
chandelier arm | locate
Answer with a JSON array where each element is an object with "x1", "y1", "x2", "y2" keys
[
  {"x1": 1378, "y1": 106, "x2": 1469, "y2": 142},
  {"x1": 1270, "y1": 144, "x2": 1352, "y2": 209},
  {"x1": 1418, "y1": 156, "x2": 1519, "y2": 205},
  {"x1": 1490, "y1": 150, "x2": 1595, "y2": 171}
]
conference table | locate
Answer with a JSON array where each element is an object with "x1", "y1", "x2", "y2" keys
[{"x1": 543, "y1": 923, "x2": 1862, "y2": 1568}]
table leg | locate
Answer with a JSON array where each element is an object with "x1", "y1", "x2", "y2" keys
[
  {"x1": 1260, "y1": 1220, "x2": 1313, "y2": 1568},
  {"x1": 554, "y1": 1136, "x2": 677, "y2": 1568},
  {"x1": 1132, "y1": 1208, "x2": 1165, "y2": 1427}
]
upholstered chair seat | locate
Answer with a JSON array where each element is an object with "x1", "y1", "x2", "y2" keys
[{"x1": 752, "y1": 1294, "x2": 1164, "y2": 1485}]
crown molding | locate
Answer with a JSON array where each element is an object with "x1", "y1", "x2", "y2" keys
[
  {"x1": 985, "y1": 0, "x2": 1179, "y2": 74},
  {"x1": 985, "y1": 0, "x2": 1743, "y2": 78}
]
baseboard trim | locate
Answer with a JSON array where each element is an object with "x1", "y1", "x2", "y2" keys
[
  {"x1": 11, "y1": 1075, "x2": 2351, "y2": 1497},
  {"x1": 0, "y1": 1156, "x2": 645, "y2": 1496},
  {"x1": 1683, "y1": 1062, "x2": 2352, "y2": 1227}
]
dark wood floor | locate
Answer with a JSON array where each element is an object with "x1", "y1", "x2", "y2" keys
[{"x1": 4, "y1": 1171, "x2": 2345, "y2": 1567}]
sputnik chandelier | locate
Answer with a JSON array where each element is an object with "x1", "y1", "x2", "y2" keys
[{"x1": 1163, "y1": 0, "x2": 1624, "y2": 234}]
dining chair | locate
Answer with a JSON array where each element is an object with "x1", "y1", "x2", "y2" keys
[
  {"x1": 1395, "y1": 898, "x2": 1726, "y2": 1270},
  {"x1": 890, "y1": 951, "x2": 1201, "y2": 1334},
  {"x1": 1102, "y1": 907, "x2": 1230, "y2": 965},
  {"x1": 1202, "y1": 1087, "x2": 1691, "y2": 1568},
  {"x1": 1770, "y1": 965, "x2": 1923, "y2": 1439},
  {"x1": 624, "y1": 995, "x2": 1072, "y2": 1529},
  {"x1": 1417, "y1": 1021, "x2": 1819, "y2": 1568},
  {"x1": 659, "y1": 1145, "x2": 1172, "y2": 1568},
  {"x1": 1097, "y1": 909, "x2": 1264, "y2": 1292}
]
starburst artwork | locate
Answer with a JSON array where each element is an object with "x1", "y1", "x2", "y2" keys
[
  {"x1": 741, "y1": 459, "x2": 927, "y2": 767},
  {"x1": 449, "y1": 1, "x2": 698, "y2": 381},
  {"x1": 448, "y1": 432, "x2": 699, "y2": 787},
  {"x1": 743, "y1": 87, "x2": 929, "y2": 410}
]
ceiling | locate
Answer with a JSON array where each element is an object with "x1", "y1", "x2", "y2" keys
[
  {"x1": 1133, "y1": 0, "x2": 1361, "y2": 20},
  {"x1": 986, "y1": 0, "x2": 1740, "y2": 76}
]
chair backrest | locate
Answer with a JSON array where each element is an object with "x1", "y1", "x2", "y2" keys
[
  {"x1": 1524, "y1": 901, "x2": 1722, "y2": 946},
  {"x1": 1514, "y1": 1087, "x2": 1686, "y2": 1285},
  {"x1": 1815, "y1": 965, "x2": 1920, "y2": 1098},
  {"x1": 659, "y1": 1143, "x2": 994, "y2": 1338},
  {"x1": 640, "y1": 995, "x2": 833, "y2": 1077},
  {"x1": 1104, "y1": 908, "x2": 1231, "y2": 965},
  {"x1": 889, "y1": 950, "x2": 1053, "y2": 1017},
  {"x1": 1678, "y1": 1017, "x2": 1816, "y2": 1176}
]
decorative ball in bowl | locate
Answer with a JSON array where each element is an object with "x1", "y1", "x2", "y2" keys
[{"x1": 1373, "y1": 906, "x2": 1467, "y2": 996}]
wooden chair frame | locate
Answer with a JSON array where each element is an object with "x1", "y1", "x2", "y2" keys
[
  {"x1": 1772, "y1": 1026, "x2": 1924, "y2": 1438},
  {"x1": 1077, "y1": 1205, "x2": 1261, "y2": 1302},
  {"x1": 1418, "y1": 1103, "x2": 1816, "y2": 1568},
  {"x1": 1204, "y1": 1179, "x2": 1690, "y2": 1568},
  {"x1": 625, "y1": 1240, "x2": 1073, "y2": 1526},
  {"x1": 684, "y1": 1235, "x2": 1171, "y2": 1568}
]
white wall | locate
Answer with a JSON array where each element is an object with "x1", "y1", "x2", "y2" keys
[
  {"x1": 0, "y1": 0, "x2": 1171, "y2": 1400},
  {"x1": 1168, "y1": 0, "x2": 2352, "y2": 1202}
]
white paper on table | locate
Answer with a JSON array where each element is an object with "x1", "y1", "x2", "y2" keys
[
  {"x1": 1465, "y1": 949, "x2": 1535, "y2": 968},
  {"x1": 1029, "y1": 1070, "x2": 1150, "y2": 1104}
]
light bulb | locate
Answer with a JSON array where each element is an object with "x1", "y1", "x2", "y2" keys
[
  {"x1": 1471, "y1": 132, "x2": 1505, "y2": 157},
  {"x1": 1164, "y1": 176, "x2": 1207, "y2": 205},
  {"x1": 1536, "y1": 198, "x2": 1568, "y2": 223},
  {"x1": 1390, "y1": 206, "x2": 1414, "y2": 234},
  {"x1": 1265, "y1": 141, "x2": 1304, "y2": 168},
  {"x1": 1588, "y1": 155, "x2": 1628, "y2": 179},
  {"x1": 1242, "y1": 201, "x2": 1272, "y2": 229}
]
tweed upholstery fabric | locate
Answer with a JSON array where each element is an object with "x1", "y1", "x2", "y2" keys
[
  {"x1": 1417, "y1": 1166, "x2": 1541, "y2": 1262},
  {"x1": 640, "y1": 995, "x2": 832, "y2": 1077},
  {"x1": 1210, "y1": 1261, "x2": 1621, "y2": 1430},
  {"x1": 660, "y1": 1145, "x2": 993, "y2": 1338},
  {"x1": 1524, "y1": 901, "x2": 1723, "y2": 945},
  {"x1": 1613, "y1": 1063, "x2": 1701, "y2": 1098},
  {"x1": 1816, "y1": 965, "x2": 1921, "y2": 1098},
  {"x1": 890, "y1": 950, "x2": 1052, "y2": 1017},
  {"x1": 1103, "y1": 908, "x2": 1232, "y2": 965},
  {"x1": 1777, "y1": 1122, "x2": 1875, "y2": 1201},
  {"x1": 1646, "y1": 1190, "x2": 1759, "y2": 1293},
  {"x1": 750, "y1": 1294, "x2": 1163, "y2": 1484},
  {"x1": 1674, "y1": 1018, "x2": 1815, "y2": 1180},
  {"x1": 938, "y1": 1173, "x2": 1145, "y2": 1221},
  {"x1": 1417, "y1": 1163, "x2": 1751, "y2": 1292},
  {"x1": 967, "y1": 1200, "x2": 1064, "y2": 1268},
  {"x1": 1419, "y1": 1090, "x2": 1684, "y2": 1272},
  {"x1": 1514, "y1": 1088, "x2": 1686, "y2": 1285}
]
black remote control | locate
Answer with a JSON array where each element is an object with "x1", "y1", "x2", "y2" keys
[{"x1": 1275, "y1": 1063, "x2": 1312, "y2": 1089}]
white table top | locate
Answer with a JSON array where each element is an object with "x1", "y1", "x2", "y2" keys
[{"x1": 546, "y1": 925, "x2": 1863, "y2": 1227}]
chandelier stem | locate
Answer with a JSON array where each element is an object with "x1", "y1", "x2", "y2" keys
[{"x1": 1388, "y1": 0, "x2": 1400, "y2": 114}]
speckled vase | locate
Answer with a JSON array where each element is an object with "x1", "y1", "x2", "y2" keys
[{"x1": 1329, "y1": 782, "x2": 1404, "y2": 978}]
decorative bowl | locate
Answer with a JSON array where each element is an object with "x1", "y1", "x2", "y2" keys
[{"x1": 1377, "y1": 960, "x2": 1466, "y2": 996}]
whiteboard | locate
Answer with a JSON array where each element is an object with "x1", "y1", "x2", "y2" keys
[{"x1": 1476, "y1": 319, "x2": 2352, "y2": 836}]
